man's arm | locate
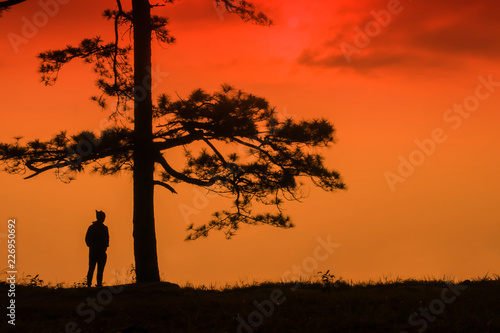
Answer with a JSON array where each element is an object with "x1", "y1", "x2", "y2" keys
[
  {"x1": 85, "y1": 226, "x2": 92, "y2": 247},
  {"x1": 105, "y1": 226, "x2": 109, "y2": 248}
]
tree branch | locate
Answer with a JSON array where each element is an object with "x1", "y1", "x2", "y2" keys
[
  {"x1": 231, "y1": 136, "x2": 280, "y2": 165},
  {"x1": 155, "y1": 152, "x2": 219, "y2": 187},
  {"x1": 214, "y1": 0, "x2": 272, "y2": 26},
  {"x1": 0, "y1": 0, "x2": 26, "y2": 9},
  {"x1": 203, "y1": 138, "x2": 227, "y2": 167},
  {"x1": 153, "y1": 132, "x2": 205, "y2": 151},
  {"x1": 24, "y1": 161, "x2": 70, "y2": 180},
  {"x1": 153, "y1": 180, "x2": 177, "y2": 194}
]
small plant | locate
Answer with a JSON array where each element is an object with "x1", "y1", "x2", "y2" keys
[
  {"x1": 71, "y1": 278, "x2": 88, "y2": 288},
  {"x1": 183, "y1": 281, "x2": 195, "y2": 290},
  {"x1": 317, "y1": 270, "x2": 350, "y2": 290},
  {"x1": 128, "y1": 264, "x2": 136, "y2": 283},
  {"x1": 318, "y1": 270, "x2": 336, "y2": 290},
  {"x1": 26, "y1": 274, "x2": 44, "y2": 287},
  {"x1": 54, "y1": 282, "x2": 66, "y2": 289}
]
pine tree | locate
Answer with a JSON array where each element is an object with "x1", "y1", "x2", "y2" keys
[{"x1": 0, "y1": 0, "x2": 345, "y2": 282}]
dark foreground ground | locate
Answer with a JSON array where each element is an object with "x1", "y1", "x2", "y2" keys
[{"x1": 1, "y1": 279, "x2": 500, "y2": 333}]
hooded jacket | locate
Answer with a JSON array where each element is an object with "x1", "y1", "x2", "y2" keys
[{"x1": 85, "y1": 222, "x2": 109, "y2": 252}]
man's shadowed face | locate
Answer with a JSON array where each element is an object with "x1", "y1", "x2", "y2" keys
[{"x1": 96, "y1": 210, "x2": 106, "y2": 223}]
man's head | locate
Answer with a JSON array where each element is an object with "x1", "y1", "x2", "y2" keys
[{"x1": 95, "y1": 210, "x2": 106, "y2": 223}]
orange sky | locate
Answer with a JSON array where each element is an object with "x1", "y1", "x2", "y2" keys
[{"x1": 1, "y1": 0, "x2": 499, "y2": 286}]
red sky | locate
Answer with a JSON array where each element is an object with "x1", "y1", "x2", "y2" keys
[{"x1": 1, "y1": 0, "x2": 499, "y2": 286}]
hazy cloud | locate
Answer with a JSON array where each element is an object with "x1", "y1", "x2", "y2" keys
[{"x1": 298, "y1": 0, "x2": 500, "y2": 71}]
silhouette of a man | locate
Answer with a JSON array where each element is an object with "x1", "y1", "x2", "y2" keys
[{"x1": 85, "y1": 210, "x2": 109, "y2": 287}]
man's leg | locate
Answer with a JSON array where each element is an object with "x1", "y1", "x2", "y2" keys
[
  {"x1": 96, "y1": 252, "x2": 107, "y2": 287},
  {"x1": 87, "y1": 251, "x2": 97, "y2": 287}
]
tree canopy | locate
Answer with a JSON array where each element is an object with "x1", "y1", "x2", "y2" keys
[{"x1": 1, "y1": 83, "x2": 346, "y2": 239}]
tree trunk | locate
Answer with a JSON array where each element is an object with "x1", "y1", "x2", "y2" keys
[{"x1": 132, "y1": 0, "x2": 160, "y2": 282}]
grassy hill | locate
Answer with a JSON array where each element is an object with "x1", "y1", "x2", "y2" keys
[{"x1": 1, "y1": 277, "x2": 500, "y2": 333}]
